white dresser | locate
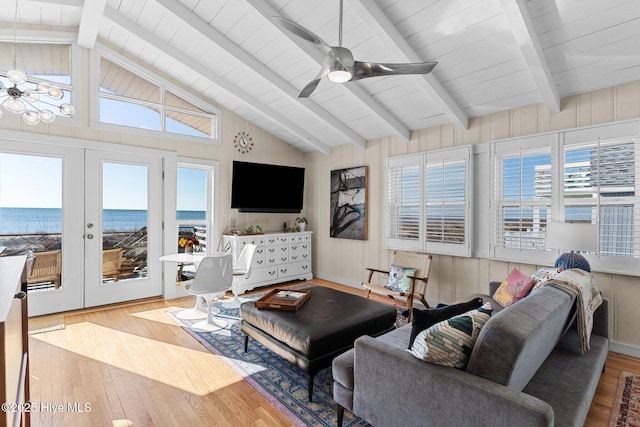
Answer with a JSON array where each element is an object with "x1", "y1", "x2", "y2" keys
[{"x1": 223, "y1": 231, "x2": 313, "y2": 294}]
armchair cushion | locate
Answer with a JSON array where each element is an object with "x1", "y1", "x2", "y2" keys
[
  {"x1": 407, "y1": 302, "x2": 493, "y2": 368},
  {"x1": 408, "y1": 297, "x2": 484, "y2": 349},
  {"x1": 493, "y1": 268, "x2": 536, "y2": 307},
  {"x1": 385, "y1": 264, "x2": 417, "y2": 292}
]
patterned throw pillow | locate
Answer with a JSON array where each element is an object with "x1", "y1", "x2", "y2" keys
[
  {"x1": 386, "y1": 264, "x2": 417, "y2": 292},
  {"x1": 531, "y1": 267, "x2": 564, "y2": 290},
  {"x1": 493, "y1": 268, "x2": 536, "y2": 307},
  {"x1": 408, "y1": 297, "x2": 484, "y2": 349},
  {"x1": 407, "y1": 302, "x2": 493, "y2": 368}
]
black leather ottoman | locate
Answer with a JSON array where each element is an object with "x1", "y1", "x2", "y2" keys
[{"x1": 240, "y1": 286, "x2": 397, "y2": 401}]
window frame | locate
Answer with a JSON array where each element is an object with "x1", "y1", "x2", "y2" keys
[
  {"x1": 175, "y1": 158, "x2": 220, "y2": 256},
  {"x1": 90, "y1": 43, "x2": 221, "y2": 144},
  {"x1": 489, "y1": 120, "x2": 640, "y2": 275},
  {"x1": 490, "y1": 133, "x2": 557, "y2": 265},
  {"x1": 385, "y1": 146, "x2": 473, "y2": 257}
]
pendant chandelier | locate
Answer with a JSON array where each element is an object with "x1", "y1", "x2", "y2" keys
[{"x1": 0, "y1": 1, "x2": 75, "y2": 125}]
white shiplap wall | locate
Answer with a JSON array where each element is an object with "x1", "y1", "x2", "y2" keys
[{"x1": 307, "y1": 79, "x2": 640, "y2": 356}]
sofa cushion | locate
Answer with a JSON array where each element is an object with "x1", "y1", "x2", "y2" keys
[
  {"x1": 493, "y1": 268, "x2": 536, "y2": 307},
  {"x1": 386, "y1": 264, "x2": 416, "y2": 292},
  {"x1": 408, "y1": 297, "x2": 484, "y2": 349},
  {"x1": 408, "y1": 302, "x2": 493, "y2": 368},
  {"x1": 466, "y1": 285, "x2": 575, "y2": 390}
]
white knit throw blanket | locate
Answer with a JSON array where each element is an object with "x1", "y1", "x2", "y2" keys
[{"x1": 541, "y1": 269, "x2": 602, "y2": 354}]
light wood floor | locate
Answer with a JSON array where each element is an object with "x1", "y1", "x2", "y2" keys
[{"x1": 27, "y1": 279, "x2": 636, "y2": 426}]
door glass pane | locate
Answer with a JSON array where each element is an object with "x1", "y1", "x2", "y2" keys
[
  {"x1": 0, "y1": 153, "x2": 63, "y2": 292},
  {"x1": 102, "y1": 162, "x2": 148, "y2": 283}
]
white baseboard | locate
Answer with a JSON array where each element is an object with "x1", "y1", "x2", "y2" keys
[
  {"x1": 313, "y1": 272, "x2": 361, "y2": 289},
  {"x1": 609, "y1": 342, "x2": 640, "y2": 358}
]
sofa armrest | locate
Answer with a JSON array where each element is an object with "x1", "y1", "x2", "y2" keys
[
  {"x1": 353, "y1": 335, "x2": 553, "y2": 427},
  {"x1": 592, "y1": 297, "x2": 609, "y2": 339}
]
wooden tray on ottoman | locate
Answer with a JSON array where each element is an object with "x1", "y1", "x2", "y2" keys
[{"x1": 255, "y1": 288, "x2": 311, "y2": 311}]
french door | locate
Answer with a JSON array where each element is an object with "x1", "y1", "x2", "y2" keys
[
  {"x1": 84, "y1": 149, "x2": 163, "y2": 307},
  {"x1": 0, "y1": 140, "x2": 164, "y2": 316}
]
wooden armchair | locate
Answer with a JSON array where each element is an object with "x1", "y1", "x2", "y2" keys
[
  {"x1": 103, "y1": 248, "x2": 124, "y2": 282},
  {"x1": 27, "y1": 249, "x2": 62, "y2": 289},
  {"x1": 363, "y1": 251, "x2": 432, "y2": 321}
]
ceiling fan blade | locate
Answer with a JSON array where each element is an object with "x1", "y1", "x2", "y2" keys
[
  {"x1": 352, "y1": 61, "x2": 437, "y2": 81},
  {"x1": 299, "y1": 57, "x2": 331, "y2": 98},
  {"x1": 299, "y1": 78, "x2": 322, "y2": 98},
  {"x1": 273, "y1": 16, "x2": 332, "y2": 54}
]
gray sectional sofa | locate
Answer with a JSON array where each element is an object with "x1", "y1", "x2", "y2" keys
[{"x1": 332, "y1": 282, "x2": 610, "y2": 427}]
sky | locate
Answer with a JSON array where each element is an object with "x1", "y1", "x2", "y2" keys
[{"x1": 0, "y1": 152, "x2": 206, "y2": 211}]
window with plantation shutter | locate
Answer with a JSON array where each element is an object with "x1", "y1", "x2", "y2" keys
[
  {"x1": 563, "y1": 137, "x2": 640, "y2": 262},
  {"x1": 385, "y1": 146, "x2": 472, "y2": 256},
  {"x1": 491, "y1": 135, "x2": 554, "y2": 263},
  {"x1": 386, "y1": 155, "x2": 422, "y2": 251},
  {"x1": 424, "y1": 147, "x2": 471, "y2": 256},
  {"x1": 489, "y1": 121, "x2": 640, "y2": 274}
]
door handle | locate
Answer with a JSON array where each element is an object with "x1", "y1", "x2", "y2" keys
[{"x1": 87, "y1": 234, "x2": 94, "y2": 239}]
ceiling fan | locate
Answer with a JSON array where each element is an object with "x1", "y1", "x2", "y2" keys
[{"x1": 274, "y1": 0, "x2": 437, "y2": 98}]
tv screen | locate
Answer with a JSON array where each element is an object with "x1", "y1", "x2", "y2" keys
[{"x1": 231, "y1": 161, "x2": 305, "y2": 213}]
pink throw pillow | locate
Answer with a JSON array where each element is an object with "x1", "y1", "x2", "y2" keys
[{"x1": 493, "y1": 268, "x2": 536, "y2": 307}]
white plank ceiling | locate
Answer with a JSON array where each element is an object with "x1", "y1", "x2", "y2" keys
[{"x1": 2, "y1": 0, "x2": 640, "y2": 154}]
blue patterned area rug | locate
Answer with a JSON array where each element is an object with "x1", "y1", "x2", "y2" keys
[{"x1": 167, "y1": 283, "x2": 372, "y2": 427}]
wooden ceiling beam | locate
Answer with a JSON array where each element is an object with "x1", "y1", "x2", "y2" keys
[
  {"x1": 499, "y1": 0, "x2": 560, "y2": 113},
  {"x1": 155, "y1": 0, "x2": 365, "y2": 150},
  {"x1": 77, "y1": 0, "x2": 107, "y2": 49},
  {"x1": 246, "y1": 0, "x2": 412, "y2": 143},
  {"x1": 102, "y1": 6, "x2": 332, "y2": 155},
  {"x1": 349, "y1": 0, "x2": 469, "y2": 131}
]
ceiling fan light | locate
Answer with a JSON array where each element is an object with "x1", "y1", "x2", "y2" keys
[{"x1": 327, "y1": 69, "x2": 352, "y2": 83}]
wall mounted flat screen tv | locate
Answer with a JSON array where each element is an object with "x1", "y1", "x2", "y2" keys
[{"x1": 231, "y1": 161, "x2": 305, "y2": 213}]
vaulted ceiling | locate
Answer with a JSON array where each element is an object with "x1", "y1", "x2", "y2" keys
[{"x1": 3, "y1": 0, "x2": 640, "y2": 154}]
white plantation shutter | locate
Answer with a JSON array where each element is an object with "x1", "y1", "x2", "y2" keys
[
  {"x1": 424, "y1": 147, "x2": 471, "y2": 256},
  {"x1": 564, "y1": 137, "x2": 640, "y2": 260},
  {"x1": 492, "y1": 135, "x2": 554, "y2": 263},
  {"x1": 385, "y1": 147, "x2": 472, "y2": 256},
  {"x1": 386, "y1": 155, "x2": 422, "y2": 250}
]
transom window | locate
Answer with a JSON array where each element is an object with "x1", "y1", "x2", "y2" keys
[
  {"x1": 96, "y1": 53, "x2": 218, "y2": 142},
  {"x1": 0, "y1": 41, "x2": 74, "y2": 121}
]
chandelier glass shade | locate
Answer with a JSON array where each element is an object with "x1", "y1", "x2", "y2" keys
[
  {"x1": 1, "y1": 0, "x2": 75, "y2": 126},
  {"x1": 0, "y1": 70, "x2": 75, "y2": 125}
]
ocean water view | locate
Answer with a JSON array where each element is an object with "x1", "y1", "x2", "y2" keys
[{"x1": 0, "y1": 207, "x2": 206, "y2": 234}]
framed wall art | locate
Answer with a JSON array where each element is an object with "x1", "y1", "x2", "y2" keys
[{"x1": 330, "y1": 166, "x2": 368, "y2": 240}]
